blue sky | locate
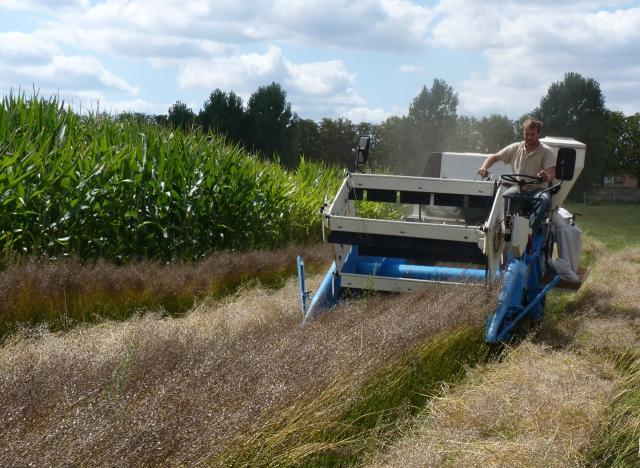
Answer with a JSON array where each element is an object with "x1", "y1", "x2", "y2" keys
[{"x1": 1, "y1": 0, "x2": 639, "y2": 122}]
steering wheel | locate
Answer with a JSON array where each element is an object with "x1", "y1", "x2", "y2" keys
[{"x1": 500, "y1": 173, "x2": 543, "y2": 186}]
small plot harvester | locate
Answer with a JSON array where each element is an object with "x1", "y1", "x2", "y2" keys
[{"x1": 297, "y1": 137, "x2": 588, "y2": 343}]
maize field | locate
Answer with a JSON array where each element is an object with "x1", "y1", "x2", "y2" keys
[{"x1": 0, "y1": 93, "x2": 341, "y2": 262}]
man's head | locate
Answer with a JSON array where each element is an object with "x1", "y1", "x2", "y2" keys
[{"x1": 522, "y1": 117, "x2": 542, "y2": 147}]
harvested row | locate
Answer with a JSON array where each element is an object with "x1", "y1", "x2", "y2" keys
[
  {"x1": 369, "y1": 244, "x2": 640, "y2": 467},
  {"x1": 218, "y1": 323, "x2": 492, "y2": 467},
  {"x1": 0, "y1": 275, "x2": 497, "y2": 466},
  {"x1": 370, "y1": 342, "x2": 618, "y2": 467}
]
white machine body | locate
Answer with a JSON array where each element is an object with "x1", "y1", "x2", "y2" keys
[
  {"x1": 439, "y1": 152, "x2": 511, "y2": 180},
  {"x1": 540, "y1": 137, "x2": 586, "y2": 208},
  {"x1": 319, "y1": 138, "x2": 586, "y2": 295}
]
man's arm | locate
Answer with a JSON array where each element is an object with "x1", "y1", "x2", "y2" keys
[
  {"x1": 537, "y1": 166, "x2": 556, "y2": 182},
  {"x1": 538, "y1": 147, "x2": 557, "y2": 181},
  {"x1": 478, "y1": 154, "x2": 501, "y2": 177}
]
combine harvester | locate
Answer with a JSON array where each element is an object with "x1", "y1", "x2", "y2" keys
[{"x1": 297, "y1": 137, "x2": 588, "y2": 343}]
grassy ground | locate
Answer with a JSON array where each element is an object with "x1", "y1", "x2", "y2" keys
[
  {"x1": 557, "y1": 204, "x2": 640, "y2": 465},
  {"x1": 0, "y1": 273, "x2": 498, "y2": 466},
  {"x1": 1, "y1": 204, "x2": 637, "y2": 466},
  {"x1": 366, "y1": 204, "x2": 640, "y2": 467},
  {"x1": 217, "y1": 326, "x2": 496, "y2": 467},
  {"x1": 371, "y1": 342, "x2": 618, "y2": 467},
  {"x1": 566, "y1": 203, "x2": 640, "y2": 250}
]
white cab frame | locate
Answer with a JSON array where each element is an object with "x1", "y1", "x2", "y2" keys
[{"x1": 323, "y1": 173, "x2": 505, "y2": 288}]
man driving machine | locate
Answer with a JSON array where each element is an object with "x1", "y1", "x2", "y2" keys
[{"x1": 478, "y1": 117, "x2": 556, "y2": 232}]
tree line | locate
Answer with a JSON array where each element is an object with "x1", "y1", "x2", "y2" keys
[{"x1": 149, "y1": 73, "x2": 639, "y2": 195}]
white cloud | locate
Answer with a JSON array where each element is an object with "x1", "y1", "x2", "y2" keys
[
  {"x1": 0, "y1": 31, "x2": 139, "y2": 98},
  {"x1": 3, "y1": 0, "x2": 386, "y2": 119},
  {"x1": 286, "y1": 60, "x2": 354, "y2": 95},
  {"x1": 340, "y1": 106, "x2": 392, "y2": 123},
  {"x1": 31, "y1": 0, "x2": 435, "y2": 59},
  {"x1": 398, "y1": 64, "x2": 424, "y2": 73},
  {"x1": 55, "y1": 91, "x2": 154, "y2": 114},
  {"x1": 599, "y1": 69, "x2": 640, "y2": 116},
  {"x1": 0, "y1": 0, "x2": 89, "y2": 13},
  {"x1": 430, "y1": 0, "x2": 640, "y2": 116},
  {"x1": 99, "y1": 98, "x2": 155, "y2": 114},
  {"x1": 271, "y1": 0, "x2": 434, "y2": 50},
  {"x1": 41, "y1": 24, "x2": 231, "y2": 61},
  {"x1": 179, "y1": 45, "x2": 365, "y2": 113},
  {"x1": 178, "y1": 46, "x2": 286, "y2": 90},
  {"x1": 3, "y1": 0, "x2": 640, "y2": 120},
  {"x1": 0, "y1": 32, "x2": 59, "y2": 64},
  {"x1": 2, "y1": 55, "x2": 138, "y2": 95}
]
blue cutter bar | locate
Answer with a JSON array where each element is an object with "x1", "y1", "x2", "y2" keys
[
  {"x1": 352, "y1": 257, "x2": 486, "y2": 282},
  {"x1": 298, "y1": 247, "x2": 486, "y2": 321}
]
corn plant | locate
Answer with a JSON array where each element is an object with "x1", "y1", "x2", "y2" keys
[{"x1": 0, "y1": 93, "x2": 342, "y2": 262}]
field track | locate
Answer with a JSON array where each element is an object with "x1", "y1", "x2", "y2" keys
[
  {"x1": 2, "y1": 207, "x2": 638, "y2": 466},
  {"x1": 370, "y1": 243, "x2": 640, "y2": 467},
  {"x1": 0, "y1": 272, "x2": 494, "y2": 466}
]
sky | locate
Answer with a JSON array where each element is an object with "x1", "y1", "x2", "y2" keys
[{"x1": 1, "y1": 0, "x2": 639, "y2": 123}]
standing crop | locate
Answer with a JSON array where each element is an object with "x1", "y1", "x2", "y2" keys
[{"x1": 0, "y1": 93, "x2": 341, "y2": 262}]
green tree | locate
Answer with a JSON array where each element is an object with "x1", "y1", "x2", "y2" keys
[
  {"x1": 356, "y1": 121, "x2": 376, "y2": 140},
  {"x1": 607, "y1": 111, "x2": 640, "y2": 182},
  {"x1": 355, "y1": 122, "x2": 378, "y2": 168},
  {"x1": 532, "y1": 72, "x2": 608, "y2": 195},
  {"x1": 405, "y1": 78, "x2": 459, "y2": 174},
  {"x1": 317, "y1": 117, "x2": 357, "y2": 167},
  {"x1": 606, "y1": 111, "x2": 627, "y2": 174},
  {"x1": 167, "y1": 101, "x2": 196, "y2": 130},
  {"x1": 374, "y1": 116, "x2": 416, "y2": 172},
  {"x1": 452, "y1": 116, "x2": 481, "y2": 152},
  {"x1": 292, "y1": 118, "x2": 321, "y2": 161},
  {"x1": 115, "y1": 112, "x2": 156, "y2": 126},
  {"x1": 477, "y1": 114, "x2": 517, "y2": 153},
  {"x1": 622, "y1": 114, "x2": 640, "y2": 182},
  {"x1": 246, "y1": 82, "x2": 296, "y2": 167},
  {"x1": 153, "y1": 114, "x2": 169, "y2": 127},
  {"x1": 198, "y1": 89, "x2": 245, "y2": 143}
]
